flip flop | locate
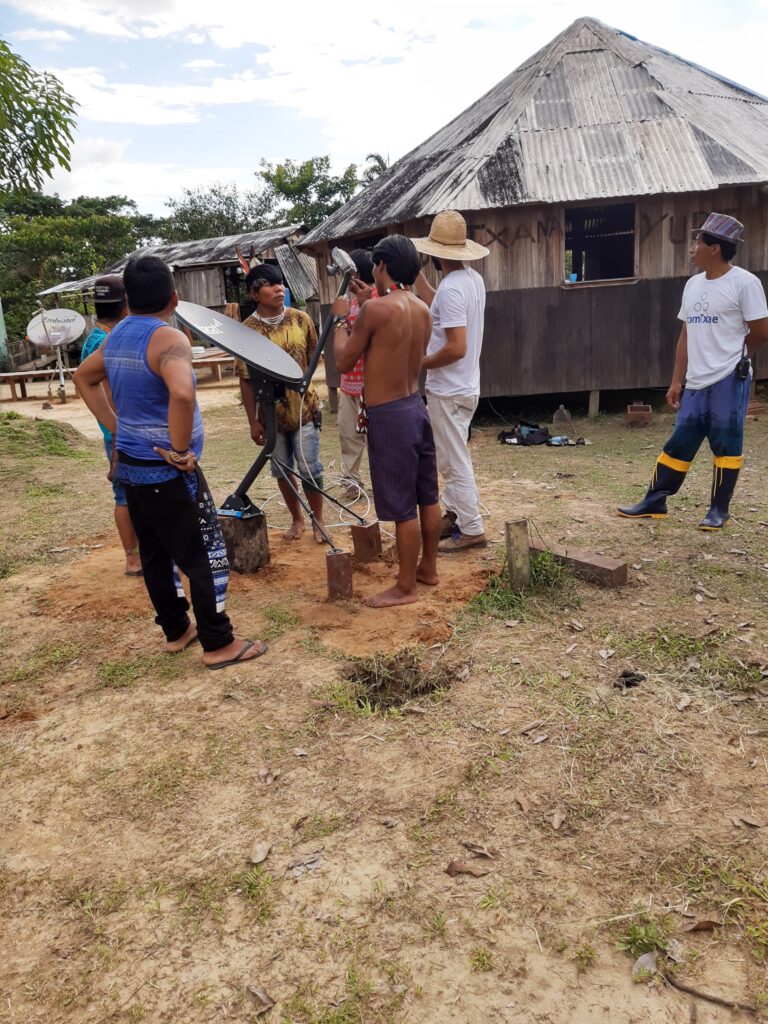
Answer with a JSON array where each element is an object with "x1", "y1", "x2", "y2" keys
[
  {"x1": 206, "y1": 639, "x2": 268, "y2": 671},
  {"x1": 125, "y1": 569, "x2": 144, "y2": 577}
]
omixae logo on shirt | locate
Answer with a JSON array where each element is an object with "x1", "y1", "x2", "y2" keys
[{"x1": 687, "y1": 292, "x2": 719, "y2": 325}]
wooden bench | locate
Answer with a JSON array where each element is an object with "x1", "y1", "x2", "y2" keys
[
  {"x1": 191, "y1": 355, "x2": 235, "y2": 382},
  {"x1": 0, "y1": 367, "x2": 75, "y2": 401}
]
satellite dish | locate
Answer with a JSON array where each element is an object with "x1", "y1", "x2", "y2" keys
[
  {"x1": 27, "y1": 308, "x2": 86, "y2": 349},
  {"x1": 174, "y1": 300, "x2": 303, "y2": 385}
]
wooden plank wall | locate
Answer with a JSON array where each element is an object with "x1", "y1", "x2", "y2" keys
[
  {"x1": 479, "y1": 271, "x2": 768, "y2": 397},
  {"x1": 175, "y1": 267, "x2": 226, "y2": 307}
]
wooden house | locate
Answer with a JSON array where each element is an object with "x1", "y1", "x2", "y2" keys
[
  {"x1": 39, "y1": 224, "x2": 318, "y2": 312},
  {"x1": 302, "y1": 17, "x2": 768, "y2": 405}
]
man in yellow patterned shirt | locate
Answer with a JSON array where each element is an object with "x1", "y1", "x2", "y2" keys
[{"x1": 235, "y1": 264, "x2": 327, "y2": 541}]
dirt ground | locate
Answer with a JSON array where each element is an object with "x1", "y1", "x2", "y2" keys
[{"x1": 1, "y1": 385, "x2": 768, "y2": 1024}]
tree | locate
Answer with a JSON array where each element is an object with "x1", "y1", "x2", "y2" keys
[
  {"x1": 361, "y1": 152, "x2": 390, "y2": 186},
  {"x1": 0, "y1": 192, "x2": 160, "y2": 353},
  {"x1": 164, "y1": 182, "x2": 272, "y2": 242},
  {"x1": 0, "y1": 39, "x2": 77, "y2": 191},
  {"x1": 257, "y1": 157, "x2": 359, "y2": 228}
]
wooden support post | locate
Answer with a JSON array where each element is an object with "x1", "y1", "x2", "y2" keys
[
  {"x1": 588, "y1": 390, "x2": 600, "y2": 418},
  {"x1": 505, "y1": 519, "x2": 530, "y2": 588},
  {"x1": 328, "y1": 386, "x2": 339, "y2": 414},
  {"x1": 218, "y1": 512, "x2": 270, "y2": 573},
  {"x1": 528, "y1": 538, "x2": 627, "y2": 588},
  {"x1": 327, "y1": 549, "x2": 353, "y2": 601},
  {"x1": 350, "y1": 521, "x2": 382, "y2": 562}
]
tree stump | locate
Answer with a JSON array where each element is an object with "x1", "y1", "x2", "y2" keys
[{"x1": 218, "y1": 512, "x2": 270, "y2": 573}]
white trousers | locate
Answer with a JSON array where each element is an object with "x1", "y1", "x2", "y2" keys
[
  {"x1": 337, "y1": 390, "x2": 367, "y2": 485},
  {"x1": 426, "y1": 391, "x2": 483, "y2": 537}
]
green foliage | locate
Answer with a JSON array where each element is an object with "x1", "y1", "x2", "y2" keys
[
  {"x1": 361, "y1": 152, "x2": 389, "y2": 186},
  {"x1": 164, "y1": 182, "x2": 271, "y2": 242},
  {"x1": 0, "y1": 192, "x2": 164, "y2": 350},
  {"x1": 617, "y1": 919, "x2": 668, "y2": 958},
  {"x1": 0, "y1": 412, "x2": 90, "y2": 459},
  {"x1": 0, "y1": 39, "x2": 77, "y2": 191},
  {"x1": 258, "y1": 156, "x2": 359, "y2": 228}
]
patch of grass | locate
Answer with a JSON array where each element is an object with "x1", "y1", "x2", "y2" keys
[
  {"x1": 262, "y1": 602, "x2": 300, "y2": 640},
  {"x1": 479, "y1": 885, "x2": 512, "y2": 910},
  {"x1": 572, "y1": 943, "x2": 598, "y2": 973},
  {"x1": 425, "y1": 910, "x2": 448, "y2": 937},
  {"x1": 616, "y1": 916, "x2": 668, "y2": 958},
  {"x1": 467, "y1": 551, "x2": 570, "y2": 620},
  {"x1": 665, "y1": 848, "x2": 768, "y2": 962},
  {"x1": 302, "y1": 813, "x2": 343, "y2": 840},
  {"x1": 606, "y1": 627, "x2": 763, "y2": 692},
  {"x1": 0, "y1": 549, "x2": 15, "y2": 579},
  {"x1": 0, "y1": 413, "x2": 94, "y2": 460},
  {"x1": 469, "y1": 945, "x2": 494, "y2": 972},
  {"x1": 234, "y1": 864, "x2": 278, "y2": 921},
  {"x1": 338, "y1": 647, "x2": 451, "y2": 712},
  {"x1": 1, "y1": 640, "x2": 81, "y2": 686},
  {"x1": 97, "y1": 654, "x2": 185, "y2": 690},
  {"x1": 25, "y1": 481, "x2": 66, "y2": 500}
]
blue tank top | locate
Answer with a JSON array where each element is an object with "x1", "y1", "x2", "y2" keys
[{"x1": 103, "y1": 315, "x2": 204, "y2": 461}]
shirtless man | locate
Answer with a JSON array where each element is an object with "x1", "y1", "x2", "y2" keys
[{"x1": 332, "y1": 235, "x2": 441, "y2": 608}]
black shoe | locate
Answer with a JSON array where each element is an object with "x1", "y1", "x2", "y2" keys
[
  {"x1": 617, "y1": 455, "x2": 689, "y2": 520},
  {"x1": 698, "y1": 462, "x2": 740, "y2": 530},
  {"x1": 617, "y1": 495, "x2": 668, "y2": 519},
  {"x1": 698, "y1": 506, "x2": 731, "y2": 530}
]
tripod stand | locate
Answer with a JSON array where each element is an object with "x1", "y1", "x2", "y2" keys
[{"x1": 218, "y1": 369, "x2": 367, "y2": 554}]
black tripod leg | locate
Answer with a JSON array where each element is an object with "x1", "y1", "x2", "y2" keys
[{"x1": 269, "y1": 456, "x2": 339, "y2": 550}]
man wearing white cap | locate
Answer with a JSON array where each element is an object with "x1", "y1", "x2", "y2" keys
[
  {"x1": 618, "y1": 213, "x2": 768, "y2": 529},
  {"x1": 413, "y1": 210, "x2": 489, "y2": 552}
]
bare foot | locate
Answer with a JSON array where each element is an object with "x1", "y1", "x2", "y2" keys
[
  {"x1": 203, "y1": 637, "x2": 269, "y2": 670},
  {"x1": 166, "y1": 622, "x2": 198, "y2": 653},
  {"x1": 313, "y1": 520, "x2": 329, "y2": 544},
  {"x1": 283, "y1": 519, "x2": 304, "y2": 541},
  {"x1": 416, "y1": 562, "x2": 439, "y2": 586},
  {"x1": 364, "y1": 583, "x2": 419, "y2": 608}
]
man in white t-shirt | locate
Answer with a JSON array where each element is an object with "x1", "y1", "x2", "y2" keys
[
  {"x1": 413, "y1": 211, "x2": 490, "y2": 552},
  {"x1": 618, "y1": 213, "x2": 768, "y2": 529}
]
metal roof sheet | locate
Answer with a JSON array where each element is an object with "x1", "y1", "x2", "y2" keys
[
  {"x1": 303, "y1": 16, "x2": 768, "y2": 245},
  {"x1": 38, "y1": 225, "x2": 304, "y2": 297}
]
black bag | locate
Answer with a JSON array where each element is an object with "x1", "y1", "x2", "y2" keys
[{"x1": 497, "y1": 420, "x2": 551, "y2": 446}]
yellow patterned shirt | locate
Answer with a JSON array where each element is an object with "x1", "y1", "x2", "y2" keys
[{"x1": 234, "y1": 307, "x2": 320, "y2": 433}]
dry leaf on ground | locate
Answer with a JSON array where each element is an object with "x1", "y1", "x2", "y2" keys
[
  {"x1": 677, "y1": 694, "x2": 692, "y2": 712},
  {"x1": 247, "y1": 842, "x2": 272, "y2": 865},
  {"x1": 246, "y1": 984, "x2": 275, "y2": 1015},
  {"x1": 445, "y1": 861, "x2": 490, "y2": 878},
  {"x1": 552, "y1": 807, "x2": 566, "y2": 830},
  {"x1": 461, "y1": 841, "x2": 500, "y2": 860}
]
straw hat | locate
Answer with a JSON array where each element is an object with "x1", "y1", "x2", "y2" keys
[{"x1": 411, "y1": 210, "x2": 489, "y2": 261}]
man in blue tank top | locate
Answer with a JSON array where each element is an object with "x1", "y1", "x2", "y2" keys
[{"x1": 74, "y1": 255, "x2": 267, "y2": 670}]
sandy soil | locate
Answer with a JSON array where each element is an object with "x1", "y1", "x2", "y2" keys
[{"x1": 1, "y1": 401, "x2": 768, "y2": 1024}]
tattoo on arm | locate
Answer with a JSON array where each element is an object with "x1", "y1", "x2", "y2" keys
[{"x1": 157, "y1": 343, "x2": 192, "y2": 369}]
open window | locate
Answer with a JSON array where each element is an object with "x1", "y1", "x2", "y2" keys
[{"x1": 564, "y1": 203, "x2": 635, "y2": 282}]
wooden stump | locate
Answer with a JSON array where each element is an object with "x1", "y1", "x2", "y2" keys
[
  {"x1": 327, "y1": 550, "x2": 353, "y2": 601},
  {"x1": 351, "y1": 521, "x2": 382, "y2": 562},
  {"x1": 218, "y1": 512, "x2": 270, "y2": 573},
  {"x1": 505, "y1": 519, "x2": 530, "y2": 588}
]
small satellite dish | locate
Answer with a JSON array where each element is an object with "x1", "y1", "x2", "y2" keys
[{"x1": 26, "y1": 308, "x2": 86, "y2": 349}]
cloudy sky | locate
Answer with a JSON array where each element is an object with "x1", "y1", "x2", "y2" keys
[{"x1": 3, "y1": 0, "x2": 768, "y2": 215}]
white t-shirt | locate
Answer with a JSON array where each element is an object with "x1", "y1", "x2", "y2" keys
[
  {"x1": 678, "y1": 266, "x2": 768, "y2": 389},
  {"x1": 425, "y1": 267, "x2": 486, "y2": 397}
]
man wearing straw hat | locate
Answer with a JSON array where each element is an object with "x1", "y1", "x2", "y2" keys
[
  {"x1": 413, "y1": 211, "x2": 489, "y2": 552},
  {"x1": 618, "y1": 213, "x2": 768, "y2": 530}
]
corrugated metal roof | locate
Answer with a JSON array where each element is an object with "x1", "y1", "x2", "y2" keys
[
  {"x1": 38, "y1": 224, "x2": 304, "y2": 297},
  {"x1": 303, "y1": 17, "x2": 768, "y2": 245},
  {"x1": 273, "y1": 244, "x2": 318, "y2": 301}
]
